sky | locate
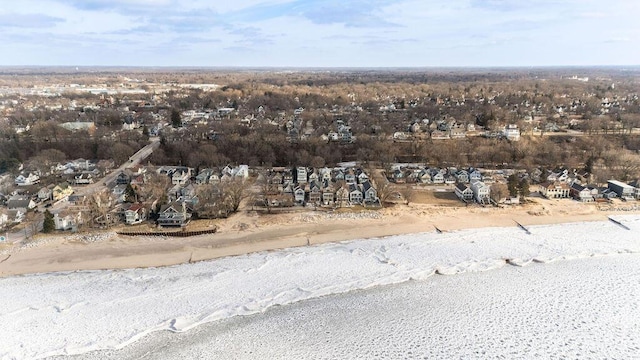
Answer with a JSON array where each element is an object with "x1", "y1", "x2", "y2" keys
[{"x1": 0, "y1": 0, "x2": 639, "y2": 67}]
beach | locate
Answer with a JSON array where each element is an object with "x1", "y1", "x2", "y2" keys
[
  {"x1": 1, "y1": 196, "x2": 638, "y2": 277},
  {"x1": 1, "y1": 212, "x2": 639, "y2": 359}
]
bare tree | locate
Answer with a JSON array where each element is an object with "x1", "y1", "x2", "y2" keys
[
  {"x1": 373, "y1": 175, "x2": 394, "y2": 206},
  {"x1": 222, "y1": 178, "x2": 252, "y2": 213},
  {"x1": 490, "y1": 183, "x2": 508, "y2": 204},
  {"x1": 400, "y1": 185, "x2": 415, "y2": 205},
  {"x1": 138, "y1": 172, "x2": 170, "y2": 202}
]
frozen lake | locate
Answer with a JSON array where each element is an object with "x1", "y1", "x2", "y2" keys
[{"x1": 75, "y1": 254, "x2": 640, "y2": 359}]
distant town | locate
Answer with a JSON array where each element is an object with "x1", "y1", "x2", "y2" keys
[{"x1": 1, "y1": 67, "x2": 640, "y2": 240}]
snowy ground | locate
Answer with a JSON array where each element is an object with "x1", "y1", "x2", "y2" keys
[{"x1": 1, "y1": 215, "x2": 639, "y2": 359}]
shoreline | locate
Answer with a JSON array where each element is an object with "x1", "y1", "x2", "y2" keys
[{"x1": 1, "y1": 198, "x2": 639, "y2": 277}]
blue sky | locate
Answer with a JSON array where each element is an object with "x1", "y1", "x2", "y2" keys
[{"x1": 1, "y1": 0, "x2": 638, "y2": 67}]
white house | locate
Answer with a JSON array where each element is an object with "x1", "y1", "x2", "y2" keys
[
  {"x1": 294, "y1": 186, "x2": 305, "y2": 203},
  {"x1": 53, "y1": 212, "x2": 80, "y2": 231},
  {"x1": 15, "y1": 173, "x2": 40, "y2": 186},
  {"x1": 348, "y1": 184, "x2": 363, "y2": 205},
  {"x1": 296, "y1": 167, "x2": 308, "y2": 184},
  {"x1": 470, "y1": 181, "x2": 491, "y2": 204},
  {"x1": 124, "y1": 204, "x2": 147, "y2": 225},
  {"x1": 362, "y1": 181, "x2": 378, "y2": 204},
  {"x1": 455, "y1": 183, "x2": 474, "y2": 201}
]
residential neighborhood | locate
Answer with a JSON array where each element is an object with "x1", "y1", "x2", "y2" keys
[{"x1": 2, "y1": 69, "x2": 640, "y2": 240}]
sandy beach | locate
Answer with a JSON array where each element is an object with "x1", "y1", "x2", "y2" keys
[{"x1": 1, "y1": 196, "x2": 639, "y2": 277}]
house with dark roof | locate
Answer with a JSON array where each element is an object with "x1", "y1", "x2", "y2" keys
[
  {"x1": 455, "y1": 183, "x2": 474, "y2": 202},
  {"x1": 569, "y1": 183, "x2": 594, "y2": 202}
]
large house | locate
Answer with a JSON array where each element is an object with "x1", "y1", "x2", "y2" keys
[
  {"x1": 124, "y1": 203, "x2": 147, "y2": 225},
  {"x1": 157, "y1": 202, "x2": 191, "y2": 227},
  {"x1": 15, "y1": 173, "x2": 40, "y2": 186},
  {"x1": 539, "y1": 182, "x2": 570, "y2": 199},
  {"x1": 569, "y1": 183, "x2": 595, "y2": 202},
  {"x1": 455, "y1": 183, "x2": 474, "y2": 202},
  {"x1": 470, "y1": 181, "x2": 491, "y2": 204},
  {"x1": 53, "y1": 183, "x2": 74, "y2": 202},
  {"x1": 607, "y1": 180, "x2": 636, "y2": 200},
  {"x1": 53, "y1": 212, "x2": 80, "y2": 231},
  {"x1": 7, "y1": 196, "x2": 36, "y2": 211}
]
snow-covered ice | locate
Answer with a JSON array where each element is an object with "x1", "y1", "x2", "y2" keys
[
  {"x1": 81, "y1": 254, "x2": 640, "y2": 359},
  {"x1": 1, "y1": 215, "x2": 640, "y2": 359}
]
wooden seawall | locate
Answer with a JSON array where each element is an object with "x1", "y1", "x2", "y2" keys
[{"x1": 117, "y1": 227, "x2": 218, "y2": 237}]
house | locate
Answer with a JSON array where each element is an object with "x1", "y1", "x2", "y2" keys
[
  {"x1": 124, "y1": 204, "x2": 147, "y2": 225},
  {"x1": 322, "y1": 184, "x2": 335, "y2": 206},
  {"x1": 455, "y1": 183, "x2": 474, "y2": 202},
  {"x1": 7, "y1": 197, "x2": 36, "y2": 211},
  {"x1": 345, "y1": 170, "x2": 357, "y2": 184},
  {"x1": 586, "y1": 185, "x2": 602, "y2": 199},
  {"x1": 547, "y1": 169, "x2": 569, "y2": 183},
  {"x1": 569, "y1": 183, "x2": 594, "y2": 202},
  {"x1": 444, "y1": 175, "x2": 456, "y2": 185},
  {"x1": 157, "y1": 202, "x2": 191, "y2": 227},
  {"x1": 74, "y1": 173, "x2": 94, "y2": 185},
  {"x1": 115, "y1": 172, "x2": 131, "y2": 185},
  {"x1": 232, "y1": 165, "x2": 249, "y2": 179},
  {"x1": 333, "y1": 169, "x2": 345, "y2": 182},
  {"x1": 171, "y1": 169, "x2": 191, "y2": 185},
  {"x1": 607, "y1": 180, "x2": 636, "y2": 200},
  {"x1": 417, "y1": 169, "x2": 431, "y2": 184},
  {"x1": 7, "y1": 209, "x2": 25, "y2": 224},
  {"x1": 391, "y1": 169, "x2": 405, "y2": 183},
  {"x1": 348, "y1": 184, "x2": 363, "y2": 205},
  {"x1": 53, "y1": 212, "x2": 82, "y2": 231},
  {"x1": 37, "y1": 187, "x2": 53, "y2": 201},
  {"x1": 456, "y1": 170, "x2": 470, "y2": 183},
  {"x1": 112, "y1": 184, "x2": 127, "y2": 203},
  {"x1": 539, "y1": 182, "x2": 570, "y2": 199},
  {"x1": 308, "y1": 182, "x2": 322, "y2": 204},
  {"x1": 362, "y1": 181, "x2": 378, "y2": 204},
  {"x1": 431, "y1": 171, "x2": 445, "y2": 184},
  {"x1": 601, "y1": 188, "x2": 618, "y2": 200},
  {"x1": 319, "y1": 167, "x2": 332, "y2": 182},
  {"x1": 356, "y1": 169, "x2": 369, "y2": 184},
  {"x1": 294, "y1": 186, "x2": 306, "y2": 203},
  {"x1": 195, "y1": 169, "x2": 214, "y2": 185},
  {"x1": 15, "y1": 173, "x2": 40, "y2": 186},
  {"x1": 469, "y1": 169, "x2": 482, "y2": 182},
  {"x1": 52, "y1": 183, "x2": 74, "y2": 202},
  {"x1": 470, "y1": 181, "x2": 491, "y2": 204},
  {"x1": 296, "y1": 167, "x2": 308, "y2": 184}
]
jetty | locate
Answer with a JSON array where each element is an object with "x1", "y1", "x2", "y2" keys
[
  {"x1": 513, "y1": 220, "x2": 531, "y2": 234},
  {"x1": 608, "y1": 217, "x2": 631, "y2": 230}
]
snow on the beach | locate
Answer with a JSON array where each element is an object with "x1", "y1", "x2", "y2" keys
[{"x1": 1, "y1": 215, "x2": 640, "y2": 359}]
